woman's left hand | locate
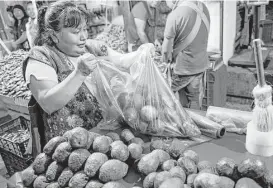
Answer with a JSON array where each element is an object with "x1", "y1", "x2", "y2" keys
[
  {"x1": 76, "y1": 53, "x2": 97, "y2": 76},
  {"x1": 11, "y1": 41, "x2": 18, "y2": 50}
]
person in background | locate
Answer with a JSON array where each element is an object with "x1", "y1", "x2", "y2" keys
[
  {"x1": 22, "y1": 1, "x2": 110, "y2": 150},
  {"x1": 11, "y1": 5, "x2": 30, "y2": 51},
  {"x1": 5, "y1": 6, "x2": 16, "y2": 40},
  {"x1": 26, "y1": 1, "x2": 38, "y2": 48},
  {"x1": 162, "y1": 0, "x2": 210, "y2": 109},
  {"x1": 127, "y1": 0, "x2": 160, "y2": 52},
  {"x1": 6, "y1": 6, "x2": 15, "y2": 28}
]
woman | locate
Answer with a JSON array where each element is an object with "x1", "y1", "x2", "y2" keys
[
  {"x1": 26, "y1": 1, "x2": 38, "y2": 48},
  {"x1": 6, "y1": 6, "x2": 15, "y2": 28},
  {"x1": 11, "y1": 5, "x2": 30, "y2": 50},
  {"x1": 22, "y1": 1, "x2": 109, "y2": 150}
]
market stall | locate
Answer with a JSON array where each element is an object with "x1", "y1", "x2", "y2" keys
[
  {"x1": 0, "y1": 1, "x2": 273, "y2": 188},
  {"x1": 0, "y1": 42, "x2": 272, "y2": 188}
]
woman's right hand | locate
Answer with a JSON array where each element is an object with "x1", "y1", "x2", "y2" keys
[{"x1": 75, "y1": 53, "x2": 97, "y2": 77}]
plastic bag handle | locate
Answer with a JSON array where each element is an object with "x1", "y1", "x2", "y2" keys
[{"x1": 165, "y1": 63, "x2": 172, "y2": 87}]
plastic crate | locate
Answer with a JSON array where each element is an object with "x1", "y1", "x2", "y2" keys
[
  {"x1": 260, "y1": 20, "x2": 273, "y2": 43},
  {"x1": 0, "y1": 148, "x2": 33, "y2": 176},
  {"x1": 190, "y1": 60, "x2": 227, "y2": 111},
  {"x1": 0, "y1": 116, "x2": 31, "y2": 157},
  {"x1": 0, "y1": 116, "x2": 33, "y2": 176}
]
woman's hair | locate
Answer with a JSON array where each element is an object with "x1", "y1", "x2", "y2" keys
[
  {"x1": 6, "y1": 6, "x2": 13, "y2": 13},
  {"x1": 34, "y1": 1, "x2": 90, "y2": 46},
  {"x1": 12, "y1": 4, "x2": 28, "y2": 27}
]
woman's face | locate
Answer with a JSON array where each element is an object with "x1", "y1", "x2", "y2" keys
[
  {"x1": 165, "y1": 0, "x2": 174, "y2": 9},
  {"x1": 13, "y1": 8, "x2": 24, "y2": 20},
  {"x1": 7, "y1": 11, "x2": 13, "y2": 18},
  {"x1": 27, "y1": 4, "x2": 36, "y2": 19},
  {"x1": 149, "y1": 0, "x2": 159, "y2": 8},
  {"x1": 55, "y1": 20, "x2": 88, "y2": 57}
]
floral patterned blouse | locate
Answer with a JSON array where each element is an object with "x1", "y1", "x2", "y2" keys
[{"x1": 24, "y1": 40, "x2": 108, "y2": 142}]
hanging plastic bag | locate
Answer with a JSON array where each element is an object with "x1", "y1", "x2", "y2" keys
[
  {"x1": 86, "y1": 44, "x2": 201, "y2": 137},
  {"x1": 121, "y1": 44, "x2": 201, "y2": 137},
  {"x1": 86, "y1": 59, "x2": 135, "y2": 130}
]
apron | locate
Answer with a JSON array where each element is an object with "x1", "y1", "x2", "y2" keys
[{"x1": 164, "y1": 0, "x2": 210, "y2": 108}]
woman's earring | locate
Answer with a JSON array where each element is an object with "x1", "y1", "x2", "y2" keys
[
  {"x1": 49, "y1": 30, "x2": 59, "y2": 44},
  {"x1": 52, "y1": 37, "x2": 59, "y2": 44}
]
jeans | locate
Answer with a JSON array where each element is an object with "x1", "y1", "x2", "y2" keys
[{"x1": 171, "y1": 71, "x2": 205, "y2": 108}]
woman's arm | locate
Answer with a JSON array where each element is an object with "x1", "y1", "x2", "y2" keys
[
  {"x1": 28, "y1": 54, "x2": 96, "y2": 114},
  {"x1": 29, "y1": 68, "x2": 86, "y2": 114},
  {"x1": 14, "y1": 31, "x2": 27, "y2": 45},
  {"x1": 134, "y1": 18, "x2": 149, "y2": 44}
]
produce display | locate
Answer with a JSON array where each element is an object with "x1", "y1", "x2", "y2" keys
[
  {"x1": 89, "y1": 44, "x2": 201, "y2": 138},
  {"x1": 0, "y1": 50, "x2": 31, "y2": 99},
  {"x1": 0, "y1": 129, "x2": 29, "y2": 143},
  {"x1": 95, "y1": 25, "x2": 128, "y2": 53},
  {"x1": 21, "y1": 126, "x2": 273, "y2": 188},
  {"x1": 21, "y1": 127, "x2": 146, "y2": 188},
  {"x1": 140, "y1": 145, "x2": 273, "y2": 188}
]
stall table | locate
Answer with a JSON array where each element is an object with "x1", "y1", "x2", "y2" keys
[{"x1": 1, "y1": 110, "x2": 272, "y2": 187}]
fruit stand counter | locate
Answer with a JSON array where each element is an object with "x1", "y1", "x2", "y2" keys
[
  {"x1": 192, "y1": 133, "x2": 273, "y2": 170},
  {"x1": 88, "y1": 125, "x2": 273, "y2": 187},
  {"x1": 1, "y1": 110, "x2": 273, "y2": 188}
]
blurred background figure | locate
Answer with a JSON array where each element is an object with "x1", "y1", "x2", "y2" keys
[
  {"x1": 26, "y1": 1, "x2": 38, "y2": 48},
  {"x1": 11, "y1": 5, "x2": 30, "y2": 51},
  {"x1": 162, "y1": 0, "x2": 210, "y2": 108},
  {"x1": 127, "y1": 0, "x2": 160, "y2": 52},
  {"x1": 5, "y1": 6, "x2": 15, "y2": 29}
]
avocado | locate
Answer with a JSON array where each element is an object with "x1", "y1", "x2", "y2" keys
[
  {"x1": 235, "y1": 178, "x2": 262, "y2": 188},
  {"x1": 22, "y1": 167, "x2": 37, "y2": 187},
  {"x1": 46, "y1": 161, "x2": 64, "y2": 182},
  {"x1": 93, "y1": 136, "x2": 111, "y2": 154},
  {"x1": 110, "y1": 143, "x2": 129, "y2": 162},
  {"x1": 169, "y1": 166, "x2": 186, "y2": 183},
  {"x1": 161, "y1": 159, "x2": 177, "y2": 171},
  {"x1": 216, "y1": 157, "x2": 237, "y2": 179},
  {"x1": 153, "y1": 171, "x2": 172, "y2": 188},
  {"x1": 33, "y1": 175, "x2": 50, "y2": 188},
  {"x1": 86, "y1": 131, "x2": 101, "y2": 150},
  {"x1": 99, "y1": 159, "x2": 128, "y2": 183},
  {"x1": 84, "y1": 152, "x2": 108, "y2": 178},
  {"x1": 68, "y1": 171, "x2": 89, "y2": 188},
  {"x1": 193, "y1": 173, "x2": 220, "y2": 188},
  {"x1": 57, "y1": 167, "x2": 74, "y2": 188},
  {"x1": 180, "y1": 150, "x2": 199, "y2": 164},
  {"x1": 85, "y1": 180, "x2": 104, "y2": 188},
  {"x1": 46, "y1": 182, "x2": 60, "y2": 188},
  {"x1": 68, "y1": 127, "x2": 89, "y2": 149},
  {"x1": 197, "y1": 160, "x2": 213, "y2": 172},
  {"x1": 238, "y1": 158, "x2": 266, "y2": 179},
  {"x1": 52, "y1": 142, "x2": 72, "y2": 164},
  {"x1": 159, "y1": 178, "x2": 184, "y2": 188},
  {"x1": 43, "y1": 136, "x2": 66, "y2": 156},
  {"x1": 137, "y1": 153, "x2": 160, "y2": 175},
  {"x1": 143, "y1": 172, "x2": 157, "y2": 188},
  {"x1": 33, "y1": 153, "x2": 52, "y2": 175},
  {"x1": 102, "y1": 181, "x2": 126, "y2": 188},
  {"x1": 151, "y1": 149, "x2": 170, "y2": 166},
  {"x1": 128, "y1": 143, "x2": 143, "y2": 160},
  {"x1": 186, "y1": 173, "x2": 198, "y2": 187},
  {"x1": 177, "y1": 157, "x2": 197, "y2": 176},
  {"x1": 68, "y1": 149, "x2": 91, "y2": 172}
]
